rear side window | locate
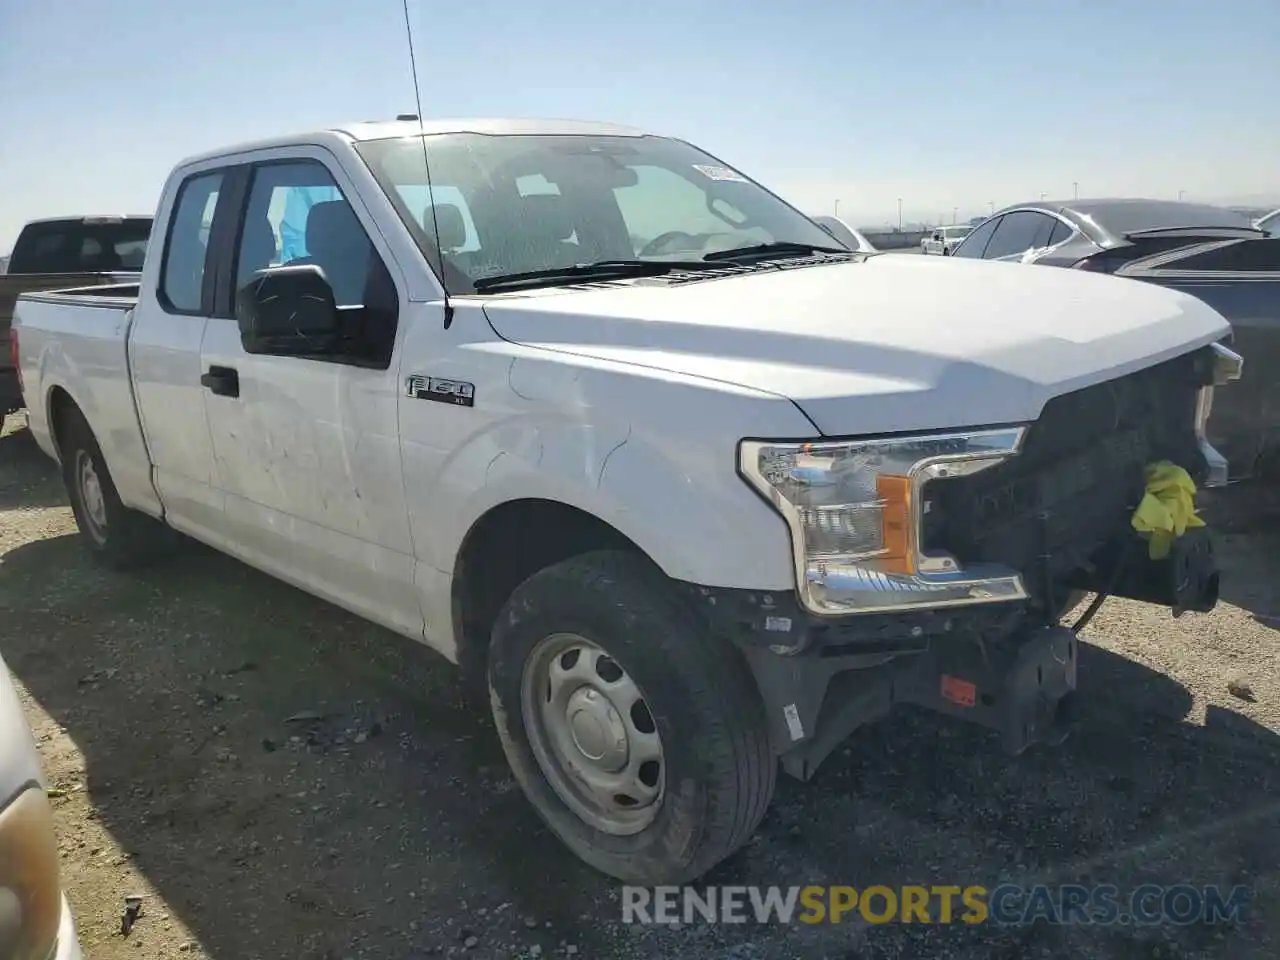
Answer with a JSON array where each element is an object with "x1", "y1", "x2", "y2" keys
[
  {"x1": 160, "y1": 172, "x2": 223, "y2": 314},
  {"x1": 7, "y1": 219, "x2": 152, "y2": 274},
  {"x1": 1047, "y1": 219, "x2": 1072, "y2": 246}
]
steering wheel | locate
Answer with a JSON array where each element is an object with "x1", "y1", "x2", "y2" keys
[{"x1": 639, "y1": 230, "x2": 701, "y2": 258}]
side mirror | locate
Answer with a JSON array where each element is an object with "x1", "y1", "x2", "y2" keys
[{"x1": 235, "y1": 264, "x2": 340, "y2": 355}]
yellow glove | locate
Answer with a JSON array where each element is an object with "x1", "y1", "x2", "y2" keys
[{"x1": 1130, "y1": 461, "x2": 1205, "y2": 560}]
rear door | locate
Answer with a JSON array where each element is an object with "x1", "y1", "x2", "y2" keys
[{"x1": 127, "y1": 166, "x2": 231, "y2": 542}]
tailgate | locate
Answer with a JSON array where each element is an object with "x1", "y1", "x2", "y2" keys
[{"x1": 1117, "y1": 237, "x2": 1280, "y2": 475}]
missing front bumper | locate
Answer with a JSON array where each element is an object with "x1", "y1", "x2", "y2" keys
[{"x1": 742, "y1": 623, "x2": 1081, "y2": 781}]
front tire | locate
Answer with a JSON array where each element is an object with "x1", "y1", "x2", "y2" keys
[
  {"x1": 60, "y1": 408, "x2": 176, "y2": 569},
  {"x1": 488, "y1": 550, "x2": 776, "y2": 885}
]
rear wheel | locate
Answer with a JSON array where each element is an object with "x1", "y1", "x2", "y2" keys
[
  {"x1": 60, "y1": 408, "x2": 176, "y2": 568},
  {"x1": 487, "y1": 550, "x2": 776, "y2": 885}
]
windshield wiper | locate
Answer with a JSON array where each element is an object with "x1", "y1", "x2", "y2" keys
[
  {"x1": 471, "y1": 259, "x2": 710, "y2": 293},
  {"x1": 700, "y1": 240, "x2": 853, "y2": 262}
]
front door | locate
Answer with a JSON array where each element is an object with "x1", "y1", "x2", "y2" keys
[{"x1": 199, "y1": 152, "x2": 422, "y2": 639}]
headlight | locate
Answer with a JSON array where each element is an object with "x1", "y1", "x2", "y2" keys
[
  {"x1": 739, "y1": 428, "x2": 1030, "y2": 615},
  {"x1": 0, "y1": 785, "x2": 61, "y2": 960}
]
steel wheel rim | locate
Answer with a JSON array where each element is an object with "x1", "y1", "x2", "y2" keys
[
  {"x1": 520, "y1": 633, "x2": 665, "y2": 836},
  {"x1": 76, "y1": 450, "x2": 107, "y2": 544}
]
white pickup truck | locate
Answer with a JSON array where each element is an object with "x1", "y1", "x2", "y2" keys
[
  {"x1": 13, "y1": 118, "x2": 1241, "y2": 885},
  {"x1": 922, "y1": 224, "x2": 973, "y2": 255}
]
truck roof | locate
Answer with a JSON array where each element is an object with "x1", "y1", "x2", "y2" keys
[
  {"x1": 20, "y1": 215, "x2": 152, "y2": 226},
  {"x1": 178, "y1": 118, "x2": 653, "y2": 168}
]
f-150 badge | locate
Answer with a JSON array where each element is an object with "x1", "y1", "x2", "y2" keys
[{"x1": 405, "y1": 375, "x2": 475, "y2": 407}]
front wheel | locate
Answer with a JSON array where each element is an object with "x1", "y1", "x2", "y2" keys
[{"x1": 488, "y1": 550, "x2": 776, "y2": 885}]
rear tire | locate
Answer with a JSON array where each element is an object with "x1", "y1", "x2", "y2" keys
[
  {"x1": 60, "y1": 407, "x2": 176, "y2": 569},
  {"x1": 487, "y1": 550, "x2": 776, "y2": 885}
]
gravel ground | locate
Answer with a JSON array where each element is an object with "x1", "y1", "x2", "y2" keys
[{"x1": 2, "y1": 413, "x2": 1279, "y2": 960}]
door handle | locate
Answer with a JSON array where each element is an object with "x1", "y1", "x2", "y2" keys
[{"x1": 201, "y1": 365, "x2": 240, "y2": 397}]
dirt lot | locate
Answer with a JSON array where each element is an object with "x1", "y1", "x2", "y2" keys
[{"x1": 2, "y1": 414, "x2": 1279, "y2": 960}]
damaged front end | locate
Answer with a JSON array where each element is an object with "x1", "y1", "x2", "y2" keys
[{"x1": 698, "y1": 342, "x2": 1241, "y2": 781}]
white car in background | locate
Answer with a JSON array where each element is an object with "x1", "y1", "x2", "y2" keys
[
  {"x1": 0, "y1": 650, "x2": 83, "y2": 959},
  {"x1": 921, "y1": 224, "x2": 972, "y2": 255},
  {"x1": 809, "y1": 215, "x2": 878, "y2": 252}
]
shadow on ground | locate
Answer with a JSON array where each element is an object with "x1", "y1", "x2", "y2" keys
[
  {"x1": 1203, "y1": 482, "x2": 1280, "y2": 631},
  {"x1": 2, "y1": 515, "x2": 1278, "y2": 956},
  {"x1": 0, "y1": 421, "x2": 66, "y2": 511}
]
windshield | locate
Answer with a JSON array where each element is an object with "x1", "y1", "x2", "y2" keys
[
  {"x1": 355, "y1": 133, "x2": 840, "y2": 294},
  {"x1": 943, "y1": 226, "x2": 971, "y2": 238}
]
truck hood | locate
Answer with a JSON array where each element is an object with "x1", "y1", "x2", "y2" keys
[{"x1": 479, "y1": 255, "x2": 1231, "y2": 435}]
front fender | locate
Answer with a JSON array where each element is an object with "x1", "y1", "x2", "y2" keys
[
  {"x1": 432, "y1": 420, "x2": 797, "y2": 591},
  {"x1": 417, "y1": 360, "x2": 810, "y2": 592}
]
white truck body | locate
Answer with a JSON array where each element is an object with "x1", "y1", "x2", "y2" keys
[
  {"x1": 922, "y1": 224, "x2": 973, "y2": 255},
  {"x1": 12, "y1": 118, "x2": 1240, "y2": 884}
]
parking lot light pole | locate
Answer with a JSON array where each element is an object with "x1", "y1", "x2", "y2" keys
[{"x1": 897, "y1": 198, "x2": 902, "y2": 231}]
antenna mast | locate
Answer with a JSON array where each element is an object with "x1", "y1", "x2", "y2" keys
[{"x1": 401, "y1": 0, "x2": 454, "y2": 329}]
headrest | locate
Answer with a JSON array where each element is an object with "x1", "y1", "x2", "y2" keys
[
  {"x1": 519, "y1": 194, "x2": 574, "y2": 241},
  {"x1": 425, "y1": 203, "x2": 466, "y2": 250},
  {"x1": 305, "y1": 200, "x2": 364, "y2": 260}
]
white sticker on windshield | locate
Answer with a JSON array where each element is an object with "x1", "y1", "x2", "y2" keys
[{"x1": 693, "y1": 164, "x2": 747, "y2": 183}]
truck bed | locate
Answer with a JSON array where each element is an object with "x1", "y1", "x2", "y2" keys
[
  {"x1": 1, "y1": 273, "x2": 141, "y2": 413},
  {"x1": 11, "y1": 288, "x2": 151, "y2": 508}
]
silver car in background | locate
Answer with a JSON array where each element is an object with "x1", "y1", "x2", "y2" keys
[
  {"x1": 952, "y1": 198, "x2": 1279, "y2": 480},
  {"x1": 0, "y1": 649, "x2": 83, "y2": 959}
]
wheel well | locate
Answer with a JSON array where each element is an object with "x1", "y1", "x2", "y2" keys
[
  {"x1": 47, "y1": 387, "x2": 78, "y2": 460},
  {"x1": 451, "y1": 499, "x2": 647, "y2": 680}
]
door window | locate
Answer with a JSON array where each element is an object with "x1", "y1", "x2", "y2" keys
[
  {"x1": 232, "y1": 160, "x2": 399, "y2": 368},
  {"x1": 234, "y1": 161, "x2": 373, "y2": 307},
  {"x1": 160, "y1": 172, "x2": 223, "y2": 313},
  {"x1": 1027, "y1": 214, "x2": 1058, "y2": 251},
  {"x1": 951, "y1": 217, "x2": 1000, "y2": 258},
  {"x1": 982, "y1": 211, "x2": 1048, "y2": 260}
]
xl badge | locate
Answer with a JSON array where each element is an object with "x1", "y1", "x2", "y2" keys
[{"x1": 406, "y1": 375, "x2": 475, "y2": 407}]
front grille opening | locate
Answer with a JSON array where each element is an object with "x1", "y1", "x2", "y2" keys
[{"x1": 920, "y1": 349, "x2": 1208, "y2": 603}]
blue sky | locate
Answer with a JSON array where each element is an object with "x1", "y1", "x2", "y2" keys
[{"x1": 1, "y1": 0, "x2": 1277, "y2": 251}]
